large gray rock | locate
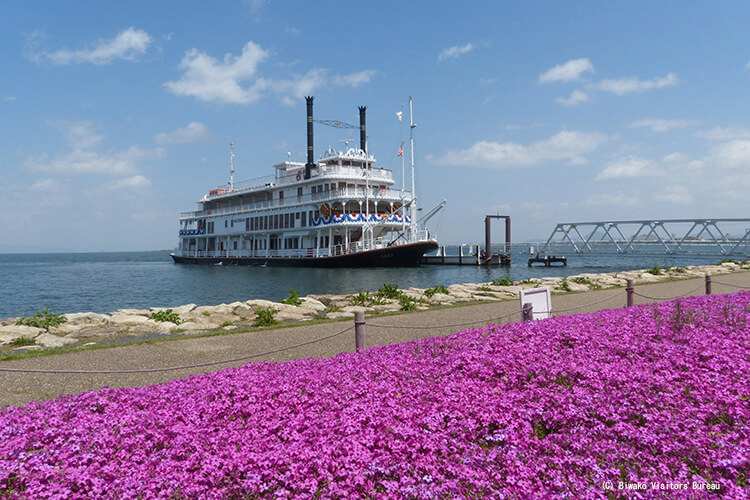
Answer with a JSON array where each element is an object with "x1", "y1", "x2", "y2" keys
[
  {"x1": 66, "y1": 325, "x2": 128, "y2": 340},
  {"x1": 109, "y1": 314, "x2": 152, "y2": 325},
  {"x1": 0, "y1": 325, "x2": 45, "y2": 344},
  {"x1": 149, "y1": 304, "x2": 196, "y2": 316},
  {"x1": 34, "y1": 333, "x2": 78, "y2": 348},
  {"x1": 64, "y1": 312, "x2": 110, "y2": 325},
  {"x1": 300, "y1": 297, "x2": 327, "y2": 312}
]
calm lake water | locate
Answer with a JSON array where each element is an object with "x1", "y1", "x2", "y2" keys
[{"x1": 0, "y1": 248, "x2": 722, "y2": 318}]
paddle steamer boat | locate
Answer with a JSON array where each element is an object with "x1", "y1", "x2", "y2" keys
[{"x1": 171, "y1": 97, "x2": 439, "y2": 267}]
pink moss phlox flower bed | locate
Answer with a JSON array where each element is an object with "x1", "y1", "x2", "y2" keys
[{"x1": 1, "y1": 292, "x2": 749, "y2": 498}]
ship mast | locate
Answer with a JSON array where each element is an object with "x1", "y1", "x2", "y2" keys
[
  {"x1": 409, "y1": 96, "x2": 417, "y2": 242},
  {"x1": 229, "y1": 142, "x2": 235, "y2": 190}
]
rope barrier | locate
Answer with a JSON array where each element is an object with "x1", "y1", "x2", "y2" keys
[
  {"x1": 710, "y1": 280, "x2": 750, "y2": 290},
  {"x1": 632, "y1": 283, "x2": 706, "y2": 301},
  {"x1": 550, "y1": 291, "x2": 626, "y2": 315},
  {"x1": 367, "y1": 309, "x2": 521, "y2": 331},
  {"x1": 0, "y1": 325, "x2": 354, "y2": 375}
]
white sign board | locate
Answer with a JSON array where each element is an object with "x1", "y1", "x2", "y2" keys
[{"x1": 519, "y1": 286, "x2": 551, "y2": 320}]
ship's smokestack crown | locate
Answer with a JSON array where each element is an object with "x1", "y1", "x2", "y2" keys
[{"x1": 305, "y1": 96, "x2": 314, "y2": 179}]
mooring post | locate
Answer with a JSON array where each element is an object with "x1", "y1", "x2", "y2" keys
[
  {"x1": 354, "y1": 311, "x2": 366, "y2": 352},
  {"x1": 705, "y1": 275, "x2": 712, "y2": 295},
  {"x1": 522, "y1": 302, "x2": 533, "y2": 322},
  {"x1": 626, "y1": 279, "x2": 634, "y2": 307}
]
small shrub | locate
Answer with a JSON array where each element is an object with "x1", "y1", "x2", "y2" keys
[
  {"x1": 376, "y1": 284, "x2": 403, "y2": 300},
  {"x1": 254, "y1": 307, "x2": 278, "y2": 327},
  {"x1": 279, "y1": 288, "x2": 302, "y2": 306},
  {"x1": 16, "y1": 307, "x2": 68, "y2": 331},
  {"x1": 149, "y1": 309, "x2": 182, "y2": 325},
  {"x1": 201, "y1": 311, "x2": 211, "y2": 317},
  {"x1": 219, "y1": 321, "x2": 234, "y2": 328},
  {"x1": 646, "y1": 263, "x2": 663, "y2": 276},
  {"x1": 570, "y1": 277, "x2": 601, "y2": 290},
  {"x1": 556, "y1": 279, "x2": 571, "y2": 292},
  {"x1": 477, "y1": 286, "x2": 492, "y2": 292},
  {"x1": 399, "y1": 296, "x2": 416, "y2": 312},
  {"x1": 424, "y1": 285, "x2": 449, "y2": 298},
  {"x1": 348, "y1": 291, "x2": 385, "y2": 306},
  {"x1": 10, "y1": 336, "x2": 36, "y2": 347},
  {"x1": 491, "y1": 277, "x2": 513, "y2": 287}
]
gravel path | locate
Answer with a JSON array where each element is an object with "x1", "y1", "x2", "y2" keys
[{"x1": 2, "y1": 271, "x2": 749, "y2": 408}]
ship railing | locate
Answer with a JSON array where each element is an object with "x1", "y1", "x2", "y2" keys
[
  {"x1": 314, "y1": 165, "x2": 393, "y2": 182},
  {"x1": 180, "y1": 187, "x2": 410, "y2": 219}
]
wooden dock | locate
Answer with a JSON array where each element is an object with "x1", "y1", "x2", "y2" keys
[
  {"x1": 422, "y1": 245, "x2": 511, "y2": 266},
  {"x1": 528, "y1": 255, "x2": 567, "y2": 267}
]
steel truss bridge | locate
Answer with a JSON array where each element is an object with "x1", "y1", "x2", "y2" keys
[{"x1": 539, "y1": 219, "x2": 750, "y2": 258}]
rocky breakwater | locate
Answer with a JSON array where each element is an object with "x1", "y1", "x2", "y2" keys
[{"x1": 0, "y1": 261, "x2": 747, "y2": 354}]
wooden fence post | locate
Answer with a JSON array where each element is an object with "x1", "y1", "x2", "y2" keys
[
  {"x1": 354, "y1": 312, "x2": 366, "y2": 352},
  {"x1": 626, "y1": 279, "x2": 634, "y2": 307},
  {"x1": 705, "y1": 275, "x2": 712, "y2": 295}
]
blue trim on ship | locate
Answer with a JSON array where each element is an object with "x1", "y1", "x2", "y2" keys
[{"x1": 311, "y1": 214, "x2": 411, "y2": 227}]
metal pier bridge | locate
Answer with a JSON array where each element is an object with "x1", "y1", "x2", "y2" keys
[{"x1": 538, "y1": 219, "x2": 750, "y2": 258}]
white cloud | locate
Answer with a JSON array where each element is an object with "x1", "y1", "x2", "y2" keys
[
  {"x1": 32, "y1": 28, "x2": 152, "y2": 65},
  {"x1": 652, "y1": 185, "x2": 693, "y2": 204},
  {"x1": 332, "y1": 70, "x2": 376, "y2": 88},
  {"x1": 629, "y1": 118, "x2": 694, "y2": 133},
  {"x1": 108, "y1": 175, "x2": 152, "y2": 190},
  {"x1": 588, "y1": 73, "x2": 678, "y2": 96},
  {"x1": 584, "y1": 192, "x2": 640, "y2": 206},
  {"x1": 430, "y1": 130, "x2": 608, "y2": 168},
  {"x1": 710, "y1": 139, "x2": 750, "y2": 168},
  {"x1": 27, "y1": 147, "x2": 152, "y2": 176},
  {"x1": 4, "y1": 96, "x2": 15, "y2": 102},
  {"x1": 596, "y1": 156, "x2": 665, "y2": 180},
  {"x1": 26, "y1": 121, "x2": 162, "y2": 176},
  {"x1": 438, "y1": 43, "x2": 474, "y2": 61},
  {"x1": 164, "y1": 42, "x2": 270, "y2": 104},
  {"x1": 695, "y1": 126, "x2": 750, "y2": 141},
  {"x1": 555, "y1": 90, "x2": 590, "y2": 107},
  {"x1": 663, "y1": 152, "x2": 687, "y2": 163},
  {"x1": 276, "y1": 68, "x2": 327, "y2": 106},
  {"x1": 30, "y1": 179, "x2": 57, "y2": 192},
  {"x1": 155, "y1": 122, "x2": 214, "y2": 145},
  {"x1": 284, "y1": 25, "x2": 301, "y2": 36},
  {"x1": 47, "y1": 120, "x2": 104, "y2": 150},
  {"x1": 165, "y1": 41, "x2": 374, "y2": 105},
  {"x1": 539, "y1": 58, "x2": 594, "y2": 83}
]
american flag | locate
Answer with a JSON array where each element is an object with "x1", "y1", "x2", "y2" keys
[{"x1": 396, "y1": 146, "x2": 403, "y2": 157}]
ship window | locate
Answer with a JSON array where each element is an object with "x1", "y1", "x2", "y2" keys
[
  {"x1": 297, "y1": 187, "x2": 303, "y2": 198},
  {"x1": 311, "y1": 186, "x2": 317, "y2": 194},
  {"x1": 324, "y1": 184, "x2": 329, "y2": 191},
  {"x1": 284, "y1": 213, "x2": 289, "y2": 228},
  {"x1": 233, "y1": 241, "x2": 238, "y2": 250},
  {"x1": 231, "y1": 220, "x2": 234, "y2": 228},
  {"x1": 279, "y1": 191, "x2": 284, "y2": 200},
  {"x1": 245, "y1": 218, "x2": 249, "y2": 231},
  {"x1": 225, "y1": 220, "x2": 228, "y2": 228},
  {"x1": 295, "y1": 212, "x2": 300, "y2": 219},
  {"x1": 301, "y1": 212, "x2": 306, "y2": 227}
]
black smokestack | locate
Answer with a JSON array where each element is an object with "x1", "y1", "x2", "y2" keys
[
  {"x1": 359, "y1": 106, "x2": 367, "y2": 154},
  {"x1": 305, "y1": 96, "x2": 314, "y2": 180}
]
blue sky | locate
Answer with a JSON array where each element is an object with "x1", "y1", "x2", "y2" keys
[{"x1": 2, "y1": 1, "x2": 750, "y2": 252}]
